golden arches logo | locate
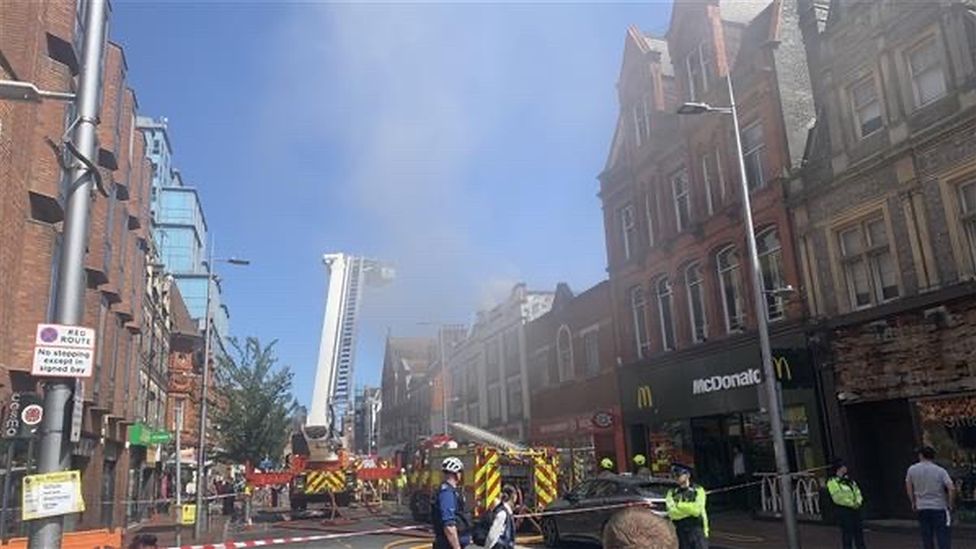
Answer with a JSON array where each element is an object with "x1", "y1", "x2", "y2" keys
[
  {"x1": 773, "y1": 355, "x2": 792, "y2": 381},
  {"x1": 636, "y1": 385, "x2": 654, "y2": 409}
]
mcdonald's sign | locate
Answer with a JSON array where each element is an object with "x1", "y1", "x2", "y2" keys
[
  {"x1": 773, "y1": 355, "x2": 792, "y2": 381},
  {"x1": 636, "y1": 385, "x2": 654, "y2": 409}
]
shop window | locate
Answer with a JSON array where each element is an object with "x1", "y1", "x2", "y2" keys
[
  {"x1": 757, "y1": 228, "x2": 786, "y2": 321},
  {"x1": 630, "y1": 286, "x2": 651, "y2": 359},
  {"x1": 685, "y1": 263, "x2": 708, "y2": 342},
  {"x1": 850, "y1": 75, "x2": 883, "y2": 139},
  {"x1": 959, "y1": 181, "x2": 976, "y2": 272},
  {"x1": 655, "y1": 277, "x2": 676, "y2": 351},
  {"x1": 716, "y1": 246, "x2": 745, "y2": 332},
  {"x1": 907, "y1": 35, "x2": 947, "y2": 109},
  {"x1": 672, "y1": 169, "x2": 691, "y2": 232},
  {"x1": 916, "y1": 396, "x2": 976, "y2": 522},
  {"x1": 838, "y1": 216, "x2": 899, "y2": 309}
]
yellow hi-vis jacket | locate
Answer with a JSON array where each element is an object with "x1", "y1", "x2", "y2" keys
[
  {"x1": 396, "y1": 475, "x2": 407, "y2": 489},
  {"x1": 666, "y1": 484, "x2": 709, "y2": 537},
  {"x1": 826, "y1": 476, "x2": 863, "y2": 509}
]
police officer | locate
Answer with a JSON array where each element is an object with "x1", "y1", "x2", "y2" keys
[
  {"x1": 633, "y1": 454, "x2": 651, "y2": 476},
  {"x1": 432, "y1": 457, "x2": 470, "y2": 549},
  {"x1": 666, "y1": 464, "x2": 709, "y2": 549},
  {"x1": 827, "y1": 459, "x2": 866, "y2": 549},
  {"x1": 598, "y1": 457, "x2": 616, "y2": 478}
]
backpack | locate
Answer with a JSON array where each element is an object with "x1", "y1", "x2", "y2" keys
[{"x1": 471, "y1": 504, "x2": 502, "y2": 546}]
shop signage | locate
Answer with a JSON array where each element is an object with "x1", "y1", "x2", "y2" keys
[
  {"x1": 31, "y1": 324, "x2": 95, "y2": 378},
  {"x1": 127, "y1": 422, "x2": 172, "y2": 447},
  {"x1": 592, "y1": 410, "x2": 614, "y2": 429},
  {"x1": 2, "y1": 393, "x2": 43, "y2": 439},
  {"x1": 620, "y1": 335, "x2": 812, "y2": 422},
  {"x1": 21, "y1": 470, "x2": 85, "y2": 521},
  {"x1": 692, "y1": 368, "x2": 762, "y2": 395}
]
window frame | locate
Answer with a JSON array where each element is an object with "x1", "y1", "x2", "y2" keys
[
  {"x1": 655, "y1": 277, "x2": 676, "y2": 351},
  {"x1": 741, "y1": 122, "x2": 766, "y2": 191},
  {"x1": 671, "y1": 168, "x2": 691, "y2": 232},
  {"x1": 685, "y1": 262, "x2": 708, "y2": 343},
  {"x1": 906, "y1": 34, "x2": 947, "y2": 109},
  {"x1": 630, "y1": 286, "x2": 651, "y2": 359},
  {"x1": 619, "y1": 204, "x2": 637, "y2": 261},
  {"x1": 580, "y1": 325, "x2": 601, "y2": 377},
  {"x1": 849, "y1": 74, "x2": 884, "y2": 139},
  {"x1": 716, "y1": 245, "x2": 745, "y2": 333},
  {"x1": 837, "y1": 216, "x2": 900, "y2": 310},
  {"x1": 701, "y1": 153, "x2": 716, "y2": 216},
  {"x1": 556, "y1": 324, "x2": 574, "y2": 383},
  {"x1": 685, "y1": 42, "x2": 710, "y2": 101},
  {"x1": 645, "y1": 191, "x2": 656, "y2": 248},
  {"x1": 757, "y1": 227, "x2": 786, "y2": 321},
  {"x1": 959, "y1": 181, "x2": 976, "y2": 272}
]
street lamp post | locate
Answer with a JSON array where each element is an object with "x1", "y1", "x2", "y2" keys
[
  {"x1": 194, "y1": 237, "x2": 249, "y2": 540},
  {"x1": 0, "y1": 2, "x2": 111, "y2": 547},
  {"x1": 679, "y1": 73, "x2": 801, "y2": 549}
]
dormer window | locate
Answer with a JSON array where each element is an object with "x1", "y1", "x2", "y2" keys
[{"x1": 686, "y1": 42, "x2": 711, "y2": 101}]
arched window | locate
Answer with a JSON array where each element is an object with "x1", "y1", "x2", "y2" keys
[
  {"x1": 716, "y1": 246, "x2": 744, "y2": 333},
  {"x1": 656, "y1": 277, "x2": 675, "y2": 351},
  {"x1": 757, "y1": 227, "x2": 786, "y2": 320},
  {"x1": 556, "y1": 325, "x2": 574, "y2": 383},
  {"x1": 630, "y1": 286, "x2": 650, "y2": 359},
  {"x1": 685, "y1": 263, "x2": 707, "y2": 342}
]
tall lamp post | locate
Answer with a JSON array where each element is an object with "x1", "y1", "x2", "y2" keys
[
  {"x1": 194, "y1": 238, "x2": 249, "y2": 539},
  {"x1": 1, "y1": 2, "x2": 107, "y2": 547},
  {"x1": 678, "y1": 73, "x2": 801, "y2": 549}
]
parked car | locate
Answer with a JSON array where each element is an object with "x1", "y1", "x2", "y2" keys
[{"x1": 540, "y1": 474, "x2": 676, "y2": 547}]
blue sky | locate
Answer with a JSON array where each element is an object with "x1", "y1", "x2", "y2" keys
[{"x1": 112, "y1": 1, "x2": 673, "y2": 407}]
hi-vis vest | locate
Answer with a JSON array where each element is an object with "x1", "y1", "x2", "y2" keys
[
  {"x1": 666, "y1": 484, "x2": 709, "y2": 537},
  {"x1": 827, "y1": 477, "x2": 863, "y2": 509}
]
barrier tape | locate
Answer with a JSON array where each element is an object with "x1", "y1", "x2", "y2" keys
[{"x1": 164, "y1": 524, "x2": 427, "y2": 549}]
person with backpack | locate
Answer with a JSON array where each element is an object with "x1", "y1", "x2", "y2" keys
[
  {"x1": 827, "y1": 459, "x2": 866, "y2": 549},
  {"x1": 432, "y1": 457, "x2": 471, "y2": 549},
  {"x1": 481, "y1": 485, "x2": 519, "y2": 549}
]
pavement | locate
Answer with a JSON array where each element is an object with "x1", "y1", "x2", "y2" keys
[{"x1": 126, "y1": 504, "x2": 976, "y2": 548}]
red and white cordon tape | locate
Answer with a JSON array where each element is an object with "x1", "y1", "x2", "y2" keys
[{"x1": 164, "y1": 524, "x2": 426, "y2": 549}]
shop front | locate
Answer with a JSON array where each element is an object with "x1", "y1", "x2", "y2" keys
[
  {"x1": 913, "y1": 394, "x2": 976, "y2": 523},
  {"x1": 618, "y1": 332, "x2": 826, "y2": 512}
]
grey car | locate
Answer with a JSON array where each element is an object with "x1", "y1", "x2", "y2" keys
[{"x1": 540, "y1": 474, "x2": 676, "y2": 547}]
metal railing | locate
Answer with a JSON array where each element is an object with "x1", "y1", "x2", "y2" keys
[{"x1": 756, "y1": 471, "x2": 823, "y2": 521}]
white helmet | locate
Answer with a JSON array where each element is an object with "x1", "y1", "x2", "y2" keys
[{"x1": 442, "y1": 457, "x2": 464, "y2": 474}]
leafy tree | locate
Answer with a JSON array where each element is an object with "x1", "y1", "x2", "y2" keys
[{"x1": 211, "y1": 337, "x2": 295, "y2": 467}]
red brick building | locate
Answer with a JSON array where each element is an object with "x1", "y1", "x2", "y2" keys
[
  {"x1": 599, "y1": 0, "x2": 826, "y2": 493},
  {"x1": 0, "y1": 1, "x2": 180, "y2": 530},
  {"x1": 525, "y1": 282, "x2": 626, "y2": 471}
]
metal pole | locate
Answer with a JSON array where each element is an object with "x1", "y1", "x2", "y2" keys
[
  {"x1": 29, "y1": 1, "x2": 108, "y2": 547},
  {"x1": 1, "y1": 442, "x2": 15, "y2": 542},
  {"x1": 439, "y1": 329, "x2": 448, "y2": 436},
  {"x1": 726, "y1": 73, "x2": 800, "y2": 549},
  {"x1": 175, "y1": 399, "x2": 183, "y2": 546},
  {"x1": 194, "y1": 236, "x2": 214, "y2": 539}
]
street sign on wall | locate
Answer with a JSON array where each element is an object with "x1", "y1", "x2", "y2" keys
[{"x1": 31, "y1": 324, "x2": 95, "y2": 378}]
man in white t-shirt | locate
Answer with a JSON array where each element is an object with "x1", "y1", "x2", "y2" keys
[{"x1": 905, "y1": 446, "x2": 956, "y2": 549}]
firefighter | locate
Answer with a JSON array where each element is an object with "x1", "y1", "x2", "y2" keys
[
  {"x1": 633, "y1": 454, "x2": 651, "y2": 476},
  {"x1": 666, "y1": 464, "x2": 709, "y2": 549},
  {"x1": 396, "y1": 468, "x2": 408, "y2": 507},
  {"x1": 431, "y1": 457, "x2": 470, "y2": 549},
  {"x1": 827, "y1": 459, "x2": 866, "y2": 549},
  {"x1": 599, "y1": 457, "x2": 616, "y2": 478}
]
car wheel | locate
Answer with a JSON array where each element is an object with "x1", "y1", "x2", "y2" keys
[{"x1": 542, "y1": 517, "x2": 560, "y2": 548}]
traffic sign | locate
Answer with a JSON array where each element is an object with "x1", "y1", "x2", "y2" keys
[
  {"x1": 31, "y1": 324, "x2": 95, "y2": 378},
  {"x1": 21, "y1": 470, "x2": 85, "y2": 520},
  {"x1": 180, "y1": 504, "x2": 196, "y2": 525}
]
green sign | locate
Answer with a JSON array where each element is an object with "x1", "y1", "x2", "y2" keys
[{"x1": 127, "y1": 423, "x2": 171, "y2": 446}]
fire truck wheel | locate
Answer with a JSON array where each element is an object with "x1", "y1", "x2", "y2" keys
[{"x1": 541, "y1": 517, "x2": 560, "y2": 548}]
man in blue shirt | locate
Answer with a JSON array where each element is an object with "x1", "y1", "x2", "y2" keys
[{"x1": 432, "y1": 457, "x2": 470, "y2": 549}]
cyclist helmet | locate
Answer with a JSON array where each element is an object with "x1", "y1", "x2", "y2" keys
[{"x1": 442, "y1": 457, "x2": 464, "y2": 474}]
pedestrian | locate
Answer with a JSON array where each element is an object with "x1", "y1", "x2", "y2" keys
[
  {"x1": 633, "y1": 454, "x2": 651, "y2": 476},
  {"x1": 666, "y1": 464, "x2": 709, "y2": 549},
  {"x1": 826, "y1": 458, "x2": 866, "y2": 549},
  {"x1": 906, "y1": 446, "x2": 956, "y2": 549},
  {"x1": 731, "y1": 445, "x2": 748, "y2": 509},
  {"x1": 396, "y1": 468, "x2": 408, "y2": 507},
  {"x1": 598, "y1": 457, "x2": 616, "y2": 478},
  {"x1": 482, "y1": 484, "x2": 519, "y2": 549},
  {"x1": 431, "y1": 457, "x2": 471, "y2": 549},
  {"x1": 128, "y1": 533, "x2": 159, "y2": 549},
  {"x1": 602, "y1": 506, "x2": 679, "y2": 549}
]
